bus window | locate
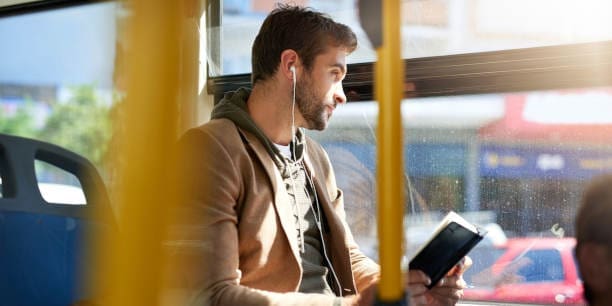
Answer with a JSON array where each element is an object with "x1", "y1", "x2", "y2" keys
[
  {"x1": 309, "y1": 87, "x2": 612, "y2": 305},
  {"x1": 206, "y1": 1, "x2": 612, "y2": 304},
  {"x1": 211, "y1": 0, "x2": 612, "y2": 76},
  {"x1": 0, "y1": 2, "x2": 119, "y2": 176},
  {"x1": 3, "y1": 1, "x2": 609, "y2": 305}
]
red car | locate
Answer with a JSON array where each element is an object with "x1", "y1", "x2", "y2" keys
[{"x1": 463, "y1": 237, "x2": 585, "y2": 305}]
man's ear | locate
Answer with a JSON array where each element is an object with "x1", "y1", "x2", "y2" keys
[
  {"x1": 280, "y1": 49, "x2": 299, "y2": 81},
  {"x1": 578, "y1": 243, "x2": 610, "y2": 292}
]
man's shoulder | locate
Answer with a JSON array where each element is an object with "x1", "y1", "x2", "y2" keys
[
  {"x1": 304, "y1": 136, "x2": 334, "y2": 171},
  {"x1": 189, "y1": 118, "x2": 239, "y2": 138},
  {"x1": 304, "y1": 135, "x2": 326, "y2": 155},
  {"x1": 179, "y1": 118, "x2": 241, "y2": 146},
  {"x1": 197, "y1": 117, "x2": 236, "y2": 131}
]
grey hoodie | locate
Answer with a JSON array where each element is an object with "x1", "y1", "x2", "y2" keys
[{"x1": 211, "y1": 87, "x2": 306, "y2": 169}]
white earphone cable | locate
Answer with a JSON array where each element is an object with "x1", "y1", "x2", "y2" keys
[
  {"x1": 289, "y1": 66, "x2": 305, "y2": 253},
  {"x1": 303, "y1": 163, "x2": 343, "y2": 295},
  {"x1": 289, "y1": 65, "x2": 342, "y2": 295},
  {"x1": 291, "y1": 66, "x2": 297, "y2": 160}
]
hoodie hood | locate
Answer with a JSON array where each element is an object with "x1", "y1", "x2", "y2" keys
[{"x1": 211, "y1": 88, "x2": 305, "y2": 166}]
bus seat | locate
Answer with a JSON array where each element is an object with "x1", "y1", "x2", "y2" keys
[{"x1": 0, "y1": 133, "x2": 115, "y2": 306}]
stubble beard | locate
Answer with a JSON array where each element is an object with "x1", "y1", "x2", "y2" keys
[{"x1": 295, "y1": 74, "x2": 329, "y2": 131}]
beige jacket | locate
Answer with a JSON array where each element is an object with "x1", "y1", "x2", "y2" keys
[{"x1": 171, "y1": 119, "x2": 379, "y2": 306}]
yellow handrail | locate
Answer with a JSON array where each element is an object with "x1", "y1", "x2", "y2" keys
[
  {"x1": 376, "y1": 0, "x2": 405, "y2": 302},
  {"x1": 97, "y1": 1, "x2": 181, "y2": 305}
]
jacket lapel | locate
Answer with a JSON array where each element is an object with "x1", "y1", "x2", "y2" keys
[
  {"x1": 303, "y1": 153, "x2": 345, "y2": 237},
  {"x1": 238, "y1": 128, "x2": 302, "y2": 263},
  {"x1": 303, "y1": 151, "x2": 357, "y2": 295}
]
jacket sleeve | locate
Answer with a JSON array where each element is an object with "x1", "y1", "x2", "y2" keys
[
  {"x1": 166, "y1": 127, "x2": 339, "y2": 306},
  {"x1": 332, "y1": 190, "x2": 381, "y2": 292}
]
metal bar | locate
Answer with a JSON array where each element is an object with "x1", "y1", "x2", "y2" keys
[
  {"x1": 0, "y1": 0, "x2": 101, "y2": 17},
  {"x1": 97, "y1": 0, "x2": 181, "y2": 305},
  {"x1": 375, "y1": 0, "x2": 405, "y2": 302}
]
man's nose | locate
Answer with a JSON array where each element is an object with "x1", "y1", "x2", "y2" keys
[{"x1": 333, "y1": 83, "x2": 347, "y2": 105}]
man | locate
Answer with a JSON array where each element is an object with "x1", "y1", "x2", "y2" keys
[
  {"x1": 575, "y1": 174, "x2": 612, "y2": 306},
  {"x1": 173, "y1": 5, "x2": 467, "y2": 306}
]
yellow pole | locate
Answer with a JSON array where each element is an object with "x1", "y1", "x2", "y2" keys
[
  {"x1": 97, "y1": 1, "x2": 181, "y2": 305},
  {"x1": 376, "y1": 0, "x2": 404, "y2": 302}
]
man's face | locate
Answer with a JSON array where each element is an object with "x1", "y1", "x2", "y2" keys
[{"x1": 295, "y1": 46, "x2": 348, "y2": 131}]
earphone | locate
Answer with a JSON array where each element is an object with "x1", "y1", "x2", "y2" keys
[
  {"x1": 289, "y1": 63, "x2": 300, "y2": 251},
  {"x1": 290, "y1": 65, "x2": 297, "y2": 160},
  {"x1": 286, "y1": 64, "x2": 342, "y2": 295}
]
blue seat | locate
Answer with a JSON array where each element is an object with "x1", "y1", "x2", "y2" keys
[{"x1": 0, "y1": 133, "x2": 115, "y2": 306}]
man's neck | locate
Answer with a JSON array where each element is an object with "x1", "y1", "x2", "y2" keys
[{"x1": 247, "y1": 80, "x2": 297, "y2": 145}]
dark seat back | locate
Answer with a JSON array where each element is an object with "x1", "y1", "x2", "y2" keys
[{"x1": 0, "y1": 133, "x2": 115, "y2": 306}]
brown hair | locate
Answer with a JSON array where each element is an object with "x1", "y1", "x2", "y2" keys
[
  {"x1": 251, "y1": 4, "x2": 357, "y2": 85},
  {"x1": 576, "y1": 174, "x2": 612, "y2": 247}
]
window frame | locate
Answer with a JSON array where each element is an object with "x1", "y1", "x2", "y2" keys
[
  {"x1": 208, "y1": 40, "x2": 612, "y2": 102},
  {"x1": 0, "y1": 0, "x2": 99, "y2": 17}
]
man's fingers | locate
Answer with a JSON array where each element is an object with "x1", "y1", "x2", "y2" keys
[
  {"x1": 448, "y1": 256, "x2": 473, "y2": 276},
  {"x1": 405, "y1": 270, "x2": 431, "y2": 306},
  {"x1": 408, "y1": 293, "x2": 429, "y2": 306},
  {"x1": 461, "y1": 256, "x2": 473, "y2": 271},
  {"x1": 427, "y1": 282, "x2": 465, "y2": 306},
  {"x1": 406, "y1": 270, "x2": 431, "y2": 286},
  {"x1": 434, "y1": 275, "x2": 467, "y2": 289},
  {"x1": 430, "y1": 284, "x2": 465, "y2": 296},
  {"x1": 406, "y1": 284, "x2": 428, "y2": 296},
  {"x1": 429, "y1": 287, "x2": 464, "y2": 301},
  {"x1": 405, "y1": 269, "x2": 468, "y2": 306}
]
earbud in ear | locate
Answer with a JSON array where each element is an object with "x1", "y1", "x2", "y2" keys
[{"x1": 290, "y1": 66, "x2": 296, "y2": 85}]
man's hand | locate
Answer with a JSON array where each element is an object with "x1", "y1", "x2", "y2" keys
[
  {"x1": 347, "y1": 257, "x2": 472, "y2": 306},
  {"x1": 407, "y1": 256, "x2": 472, "y2": 306},
  {"x1": 405, "y1": 270, "x2": 432, "y2": 305},
  {"x1": 423, "y1": 274, "x2": 467, "y2": 306},
  {"x1": 341, "y1": 282, "x2": 377, "y2": 306}
]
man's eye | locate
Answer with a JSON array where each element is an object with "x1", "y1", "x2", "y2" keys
[{"x1": 332, "y1": 71, "x2": 342, "y2": 80}]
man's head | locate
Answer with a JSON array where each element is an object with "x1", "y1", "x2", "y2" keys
[
  {"x1": 251, "y1": 4, "x2": 357, "y2": 85},
  {"x1": 251, "y1": 5, "x2": 357, "y2": 131},
  {"x1": 576, "y1": 174, "x2": 612, "y2": 305}
]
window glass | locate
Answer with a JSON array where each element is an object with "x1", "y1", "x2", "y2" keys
[
  {"x1": 211, "y1": 0, "x2": 369, "y2": 76},
  {"x1": 462, "y1": 245, "x2": 506, "y2": 285},
  {"x1": 211, "y1": 0, "x2": 612, "y2": 76},
  {"x1": 35, "y1": 160, "x2": 86, "y2": 205},
  {"x1": 402, "y1": 0, "x2": 612, "y2": 58},
  {"x1": 309, "y1": 86, "x2": 612, "y2": 304},
  {"x1": 0, "y1": 2, "x2": 118, "y2": 178},
  {"x1": 516, "y1": 249, "x2": 564, "y2": 283}
]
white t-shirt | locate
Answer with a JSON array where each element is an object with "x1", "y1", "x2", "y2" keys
[{"x1": 274, "y1": 143, "x2": 292, "y2": 160}]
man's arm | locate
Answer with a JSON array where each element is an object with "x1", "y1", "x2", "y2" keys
[{"x1": 320, "y1": 150, "x2": 467, "y2": 306}]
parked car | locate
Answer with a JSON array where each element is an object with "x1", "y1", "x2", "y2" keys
[{"x1": 463, "y1": 237, "x2": 585, "y2": 305}]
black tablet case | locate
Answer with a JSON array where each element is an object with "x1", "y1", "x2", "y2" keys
[{"x1": 409, "y1": 220, "x2": 485, "y2": 289}]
